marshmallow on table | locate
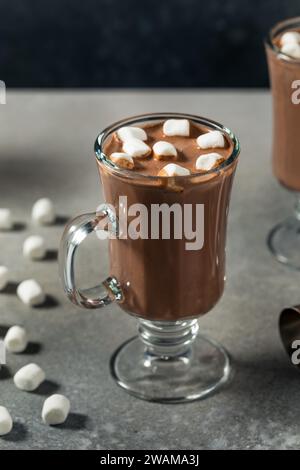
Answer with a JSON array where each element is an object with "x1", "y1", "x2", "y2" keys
[
  {"x1": 158, "y1": 163, "x2": 191, "y2": 177},
  {"x1": 14, "y1": 363, "x2": 45, "y2": 391},
  {"x1": 17, "y1": 279, "x2": 45, "y2": 306},
  {"x1": 0, "y1": 266, "x2": 8, "y2": 291},
  {"x1": 163, "y1": 119, "x2": 190, "y2": 137},
  {"x1": 42, "y1": 394, "x2": 70, "y2": 426},
  {"x1": 23, "y1": 235, "x2": 46, "y2": 260},
  {"x1": 0, "y1": 209, "x2": 12, "y2": 230},
  {"x1": 281, "y1": 42, "x2": 300, "y2": 59},
  {"x1": 197, "y1": 131, "x2": 225, "y2": 149},
  {"x1": 32, "y1": 198, "x2": 55, "y2": 225},
  {"x1": 153, "y1": 141, "x2": 177, "y2": 160},
  {"x1": 110, "y1": 152, "x2": 134, "y2": 169},
  {"x1": 281, "y1": 31, "x2": 300, "y2": 46},
  {"x1": 123, "y1": 138, "x2": 151, "y2": 158},
  {"x1": 0, "y1": 406, "x2": 13, "y2": 436},
  {"x1": 117, "y1": 126, "x2": 147, "y2": 142},
  {"x1": 196, "y1": 153, "x2": 224, "y2": 171},
  {"x1": 4, "y1": 326, "x2": 28, "y2": 353}
]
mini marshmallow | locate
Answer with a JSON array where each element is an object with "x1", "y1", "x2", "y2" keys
[
  {"x1": 163, "y1": 119, "x2": 190, "y2": 137},
  {"x1": 153, "y1": 141, "x2": 177, "y2": 160},
  {"x1": 117, "y1": 126, "x2": 147, "y2": 142},
  {"x1": 197, "y1": 131, "x2": 225, "y2": 149},
  {"x1": 42, "y1": 394, "x2": 70, "y2": 426},
  {"x1": 14, "y1": 363, "x2": 45, "y2": 391},
  {"x1": 158, "y1": 163, "x2": 190, "y2": 177},
  {"x1": 0, "y1": 209, "x2": 12, "y2": 230},
  {"x1": 123, "y1": 138, "x2": 151, "y2": 158},
  {"x1": 31, "y1": 198, "x2": 55, "y2": 225},
  {"x1": 23, "y1": 235, "x2": 46, "y2": 260},
  {"x1": 195, "y1": 153, "x2": 224, "y2": 171},
  {"x1": 17, "y1": 279, "x2": 45, "y2": 306},
  {"x1": 0, "y1": 406, "x2": 13, "y2": 436},
  {"x1": 4, "y1": 326, "x2": 28, "y2": 353},
  {"x1": 281, "y1": 42, "x2": 300, "y2": 59},
  {"x1": 0, "y1": 266, "x2": 8, "y2": 291},
  {"x1": 110, "y1": 152, "x2": 134, "y2": 169},
  {"x1": 281, "y1": 31, "x2": 300, "y2": 46}
]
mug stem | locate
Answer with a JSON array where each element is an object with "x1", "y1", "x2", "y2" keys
[
  {"x1": 294, "y1": 194, "x2": 300, "y2": 220},
  {"x1": 267, "y1": 192, "x2": 300, "y2": 270},
  {"x1": 138, "y1": 319, "x2": 199, "y2": 360}
]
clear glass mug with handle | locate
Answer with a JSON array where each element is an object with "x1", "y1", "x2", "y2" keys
[{"x1": 59, "y1": 113, "x2": 240, "y2": 403}]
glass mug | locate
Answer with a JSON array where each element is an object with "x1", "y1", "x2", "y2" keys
[
  {"x1": 59, "y1": 113, "x2": 240, "y2": 403},
  {"x1": 266, "y1": 18, "x2": 300, "y2": 269}
]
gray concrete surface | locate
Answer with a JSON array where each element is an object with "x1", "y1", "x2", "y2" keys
[{"x1": 0, "y1": 90, "x2": 299, "y2": 450}]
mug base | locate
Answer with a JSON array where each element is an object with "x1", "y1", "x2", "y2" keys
[
  {"x1": 267, "y1": 216, "x2": 300, "y2": 270},
  {"x1": 110, "y1": 333, "x2": 231, "y2": 403}
]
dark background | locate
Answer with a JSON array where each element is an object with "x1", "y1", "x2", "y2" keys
[{"x1": 2, "y1": 0, "x2": 300, "y2": 88}]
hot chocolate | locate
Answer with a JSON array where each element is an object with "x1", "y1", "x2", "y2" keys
[
  {"x1": 267, "y1": 20, "x2": 300, "y2": 191},
  {"x1": 97, "y1": 117, "x2": 238, "y2": 321}
]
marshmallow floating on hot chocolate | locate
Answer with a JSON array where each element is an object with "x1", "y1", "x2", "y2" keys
[
  {"x1": 4, "y1": 326, "x2": 28, "y2": 353},
  {"x1": 163, "y1": 119, "x2": 190, "y2": 137},
  {"x1": 117, "y1": 126, "x2": 147, "y2": 142},
  {"x1": 281, "y1": 42, "x2": 300, "y2": 59},
  {"x1": 104, "y1": 118, "x2": 232, "y2": 177},
  {"x1": 281, "y1": 31, "x2": 300, "y2": 46},
  {"x1": 32, "y1": 198, "x2": 55, "y2": 225},
  {"x1": 42, "y1": 394, "x2": 70, "y2": 426},
  {"x1": 23, "y1": 235, "x2": 46, "y2": 260},
  {"x1": 197, "y1": 131, "x2": 225, "y2": 149},
  {"x1": 0, "y1": 209, "x2": 12, "y2": 230},
  {"x1": 14, "y1": 363, "x2": 46, "y2": 391},
  {"x1": 0, "y1": 266, "x2": 8, "y2": 291},
  {"x1": 158, "y1": 163, "x2": 191, "y2": 177},
  {"x1": 153, "y1": 141, "x2": 177, "y2": 160},
  {"x1": 123, "y1": 138, "x2": 151, "y2": 158},
  {"x1": 17, "y1": 279, "x2": 45, "y2": 306},
  {"x1": 110, "y1": 152, "x2": 134, "y2": 169},
  {"x1": 0, "y1": 406, "x2": 13, "y2": 436},
  {"x1": 196, "y1": 153, "x2": 224, "y2": 171}
]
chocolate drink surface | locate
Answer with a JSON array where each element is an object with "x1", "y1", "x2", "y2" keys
[{"x1": 98, "y1": 118, "x2": 237, "y2": 321}]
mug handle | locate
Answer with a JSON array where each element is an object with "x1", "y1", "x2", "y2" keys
[{"x1": 59, "y1": 205, "x2": 123, "y2": 309}]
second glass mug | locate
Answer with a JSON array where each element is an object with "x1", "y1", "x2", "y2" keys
[
  {"x1": 266, "y1": 17, "x2": 300, "y2": 269},
  {"x1": 59, "y1": 113, "x2": 240, "y2": 403}
]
